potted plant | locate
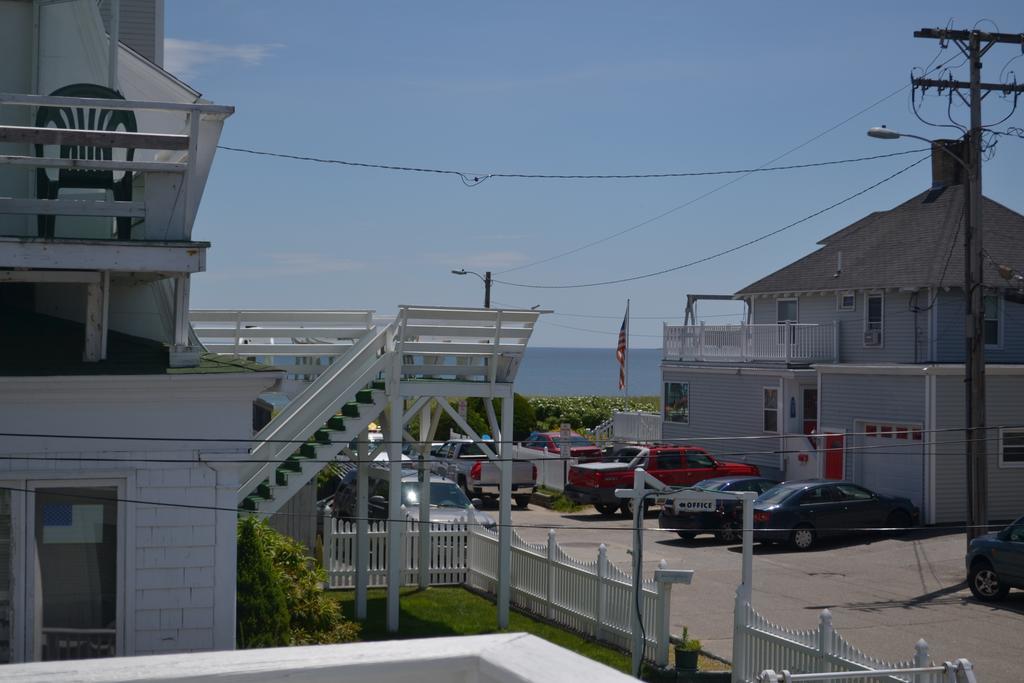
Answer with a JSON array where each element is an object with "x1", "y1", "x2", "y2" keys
[{"x1": 674, "y1": 626, "x2": 701, "y2": 672}]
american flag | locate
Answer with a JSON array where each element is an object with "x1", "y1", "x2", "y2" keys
[{"x1": 616, "y1": 304, "x2": 628, "y2": 390}]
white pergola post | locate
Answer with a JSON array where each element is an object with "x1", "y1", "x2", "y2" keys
[
  {"x1": 418, "y1": 400, "x2": 432, "y2": 588},
  {"x1": 629, "y1": 467, "x2": 645, "y2": 677},
  {"x1": 731, "y1": 490, "x2": 756, "y2": 682},
  {"x1": 386, "y1": 396, "x2": 403, "y2": 632},
  {"x1": 497, "y1": 394, "x2": 514, "y2": 627},
  {"x1": 355, "y1": 429, "x2": 369, "y2": 620}
]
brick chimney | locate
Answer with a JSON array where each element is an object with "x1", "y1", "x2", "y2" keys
[{"x1": 931, "y1": 139, "x2": 965, "y2": 188}]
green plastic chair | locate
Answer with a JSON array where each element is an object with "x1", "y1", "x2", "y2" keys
[{"x1": 35, "y1": 83, "x2": 138, "y2": 239}]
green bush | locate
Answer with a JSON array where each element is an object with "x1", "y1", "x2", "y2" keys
[
  {"x1": 408, "y1": 393, "x2": 536, "y2": 442},
  {"x1": 527, "y1": 396, "x2": 659, "y2": 432},
  {"x1": 237, "y1": 517, "x2": 360, "y2": 648}
]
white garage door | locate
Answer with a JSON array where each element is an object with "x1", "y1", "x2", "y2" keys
[{"x1": 857, "y1": 423, "x2": 924, "y2": 509}]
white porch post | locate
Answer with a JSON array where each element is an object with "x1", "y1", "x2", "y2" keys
[
  {"x1": 387, "y1": 396, "x2": 403, "y2": 632},
  {"x1": 83, "y1": 274, "x2": 107, "y2": 361},
  {"x1": 497, "y1": 393, "x2": 514, "y2": 627},
  {"x1": 732, "y1": 490, "x2": 755, "y2": 683},
  {"x1": 418, "y1": 401, "x2": 431, "y2": 589},
  {"x1": 355, "y1": 429, "x2": 369, "y2": 620}
]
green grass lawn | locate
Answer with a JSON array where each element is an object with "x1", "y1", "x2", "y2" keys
[{"x1": 331, "y1": 586, "x2": 728, "y2": 676}]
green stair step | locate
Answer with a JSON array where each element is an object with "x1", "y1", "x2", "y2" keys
[
  {"x1": 281, "y1": 458, "x2": 303, "y2": 473},
  {"x1": 240, "y1": 497, "x2": 259, "y2": 512},
  {"x1": 341, "y1": 402, "x2": 360, "y2": 418},
  {"x1": 314, "y1": 428, "x2": 332, "y2": 444},
  {"x1": 327, "y1": 415, "x2": 346, "y2": 431},
  {"x1": 255, "y1": 480, "x2": 272, "y2": 499},
  {"x1": 371, "y1": 380, "x2": 386, "y2": 391},
  {"x1": 275, "y1": 469, "x2": 289, "y2": 487},
  {"x1": 355, "y1": 388, "x2": 374, "y2": 404},
  {"x1": 299, "y1": 443, "x2": 317, "y2": 459}
]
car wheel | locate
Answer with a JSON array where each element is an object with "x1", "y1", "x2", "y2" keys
[
  {"x1": 594, "y1": 503, "x2": 619, "y2": 516},
  {"x1": 514, "y1": 495, "x2": 531, "y2": 510},
  {"x1": 885, "y1": 510, "x2": 912, "y2": 534},
  {"x1": 715, "y1": 523, "x2": 741, "y2": 544},
  {"x1": 621, "y1": 500, "x2": 650, "y2": 518},
  {"x1": 969, "y1": 560, "x2": 1009, "y2": 601},
  {"x1": 676, "y1": 531, "x2": 697, "y2": 541},
  {"x1": 789, "y1": 524, "x2": 816, "y2": 551}
]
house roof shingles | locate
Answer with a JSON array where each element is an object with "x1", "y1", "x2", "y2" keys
[{"x1": 735, "y1": 185, "x2": 1024, "y2": 296}]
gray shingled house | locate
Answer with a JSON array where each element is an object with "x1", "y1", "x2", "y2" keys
[{"x1": 661, "y1": 141, "x2": 1024, "y2": 525}]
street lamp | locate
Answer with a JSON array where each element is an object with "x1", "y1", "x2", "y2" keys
[
  {"x1": 451, "y1": 269, "x2": 492, "y2": 308},
  {"x1": 868, "y1": 124, "x2": 987, "y2": 544}
]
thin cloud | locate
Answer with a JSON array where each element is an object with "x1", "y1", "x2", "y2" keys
[
  {"x1": 164, "y1": 38, "x2": 283, "y2": 79},
  {"x1": 428, "y1": 250, "x2": 529, "y2": 270}
]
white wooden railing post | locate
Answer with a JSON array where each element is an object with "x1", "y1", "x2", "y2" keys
[
  {"x1": 698, "y1": 322, "x2": 705, "y2": 361},
  {"x1": 817, "y1": 608, "x2": 833, "y2": 672},
  {"x1": 832, "y1": 320, "x2": 840, "y2": 362},
  {"x1": 596, "y1": 544, "x2": 608, "y2": 641},
  {"x1": 913, "y1": 639, "x2": 929, "y2": 683},
  {"x1": 355, "y1": 429, "x2": 369, "y2": 619},
  {"x1": 546, "y1": 529, "x2": 557, "y2": 619},
  {"x1": 654, "y1": 559, "x2": 670, "y2": 668},
  {"x1": 731, "y1": 587, "x2": 748, "y2": 683},
  {"x1": 784, "y1": 322, "x2": 792, "y2": 363}
]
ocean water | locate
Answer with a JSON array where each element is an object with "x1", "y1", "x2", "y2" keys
[{"x1": 515, "y1": 347, "x2": 661, "y2": 397}]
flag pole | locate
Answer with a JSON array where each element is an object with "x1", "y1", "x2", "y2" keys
[{"x1": 624, "y1": 299, "x2": 630, "y2": 413}]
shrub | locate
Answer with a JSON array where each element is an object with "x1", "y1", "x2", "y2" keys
[
  {"x1": 527, "y1": 396, "x2": 659, "y2": 432},
  {"x1": 237, "y1": 517, "x2": 360, "y2": 647}
]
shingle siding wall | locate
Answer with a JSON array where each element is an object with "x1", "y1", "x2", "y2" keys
[
  {"x1": 933, "y1": 289, "x2": 1024, "y2": 363},
  {"x1": 932, "y1": 374, "x2": 1024, "y2": 523},
  {"x1": 751, "y1": 291, "x2": 924, "y2": 363},
  {"x1": 661, "y1": 366, "x2": 783, "y2": 477},
  {"x1": 100, "y1": 0, "x2": 159, "y2": 64}
]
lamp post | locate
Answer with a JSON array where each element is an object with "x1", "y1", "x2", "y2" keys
[
  {"x1": 451, "y1": 269, "x2": 492, "y2": 308},
  {"x1": 868, "y1": 126, "x2": 987, "y2": 545}
]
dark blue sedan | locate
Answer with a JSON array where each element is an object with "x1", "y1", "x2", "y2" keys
[
  {"x1": 658, "y1": 476, "x2": 779, "y2": 542},
  {"x1": 752, "y1": 480, "x2": 918, "y2": 551},
  {"x1": 966, "y1": 515, "x2": 1024, "y2": 601}
]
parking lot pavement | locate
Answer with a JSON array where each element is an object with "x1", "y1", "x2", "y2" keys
[{"x1": 508, "y1": 503, "x2": 1023, "y2": 681}]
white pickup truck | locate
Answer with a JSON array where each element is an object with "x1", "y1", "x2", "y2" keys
[{"x1": 429, "y1": 439, "x2": 537, "y2": 509}]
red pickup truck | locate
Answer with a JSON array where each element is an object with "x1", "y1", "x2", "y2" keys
[{"x1": 564, "y1": 445, "x2": 760, "y2": 516}]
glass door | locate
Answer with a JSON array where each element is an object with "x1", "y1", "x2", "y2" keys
[{"x1": 32, "y1": 485, "x2": 119, "y2": 661}]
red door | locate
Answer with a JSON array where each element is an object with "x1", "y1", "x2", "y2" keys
[{"x1": 823, "y1": 434, "x2": 844, "y2": 480}]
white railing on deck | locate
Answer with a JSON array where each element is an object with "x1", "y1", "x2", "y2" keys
[
  {"x1": 664, "y1": 322, "x2": 838, "y2": 363},
  {"x1": 734, "y1": 598, "x2": 957, "y2": 683},
  {"x1": 324, "y1": 516, "x2": 674, "y2": 665}
]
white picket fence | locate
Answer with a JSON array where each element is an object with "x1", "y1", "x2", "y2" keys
[
  {"x1": 734, "y1": 598, "x2": 952, "y2": 683},
  {"x1": 324, "y1": 516, "x2": 673, "y2": 665},
  {"x1": 323, "y1": 518, "x2": 469, "y2": 588}
]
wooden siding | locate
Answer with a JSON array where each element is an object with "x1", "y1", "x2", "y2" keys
[
  {"x1": 269, "y1": 479, "x2": 317, "y2": 554},
  {"x1": 660, "y1": 366, "x2": 783, "y2": 477},
  {"x1": 100, "y1": 0, "x2": 159, "y2": 64},
  {"x1": 933, "y1": 289, "x2": 1024, "y2": 363},
  {"x1": 932, "y1": 374, "x2": 1024, "y2": 523},
  {"x1": 750, "y1": 291, "x2": 924, "y2": 363}
]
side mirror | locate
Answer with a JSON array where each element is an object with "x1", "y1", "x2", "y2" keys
[
  {"x1": 471, "y1": 498, "x2": 483, "y2": 508},
  {"x1": 369, "y1": 495, "x2": 386, "y2": 506}
]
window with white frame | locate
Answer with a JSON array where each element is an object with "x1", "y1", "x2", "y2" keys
[
  {"x1": 837, "y1": 292, "x2": 856, "y2": 311},
  {"x1": 864, "y1": 293, "x2": 883, "y2": 346},
  {"x1": 984, "y1": 294, "x2": 1001, "y2": 347},
  {"x1": 664, "y1": 382, "x2": 689, "y2": 424},
  {"x1": 1000, "y1": 428, "x2": 1024, "y2": 467},
  {"x1": 763, "y1": 387, "x2": 779, "y2": 433}
]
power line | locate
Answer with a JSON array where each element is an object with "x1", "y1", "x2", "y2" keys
[
  {"x1": 494, "y1": 155, "x2": 929, "y2": 290},
  {"x1": 217, "y1": 144, "x2": 926, "y2": 186}
]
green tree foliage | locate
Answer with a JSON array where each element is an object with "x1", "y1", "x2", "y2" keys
[
  {"x1": 409, "y1": 393, "x2": 535, "y2": 442},
  {"x1": 527, "y1": 395, "x2": 659, "y2": 432},
  {"x1": 237, "y1": 517, "x2": 360, "y2": 648}
]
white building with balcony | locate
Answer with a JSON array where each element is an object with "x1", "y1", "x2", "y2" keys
[{"x1": 661, "y1": 141, "x2": 1024, "y2": 525}]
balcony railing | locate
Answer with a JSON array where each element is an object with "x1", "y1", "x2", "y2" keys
[
  {"x1": 0, "y1": 91, "x2": 232, "y2": 247},
  {"x1": 664, "y1": 322, "x2": 838, "y2": 363}
]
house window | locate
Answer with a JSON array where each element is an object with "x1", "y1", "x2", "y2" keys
[
  {"x1": 33, "y1": 486, "x2": 118, "y2": 660},
  {"x1": 763, "y1": 387, "x2": 779, "y2": 433},
  {"x1": 864, "y1": 293, "x2": 883, "y2": 346},
  {"x1": 837, "y1": 292, "x2": 856, "y2": 311},
  {"x1": 1000, "y1": 428, "x2": 1024, "y2": 468},
  {"x1": 663, "y1": 382, "x2": 689, "y2": 424},
  {"x1": 984, "y1": 295, "x2": 1001, "y2": 347},
  {"x1": 777, "y1": 299, "x2": 798, "y2": 344}
]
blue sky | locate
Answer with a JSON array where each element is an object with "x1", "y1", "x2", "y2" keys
[{"x1": 167, "y1": 1, "x2": 1024, "y2": 348}]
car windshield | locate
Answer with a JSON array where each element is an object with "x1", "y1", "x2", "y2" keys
[
  {"x1": 607, "y1": 447, "x2": 644, "y2": 464},
  {"x1": 567, "y1": 436, "x2": 594, "y2": 447},
  {"x1": 402, "y1": 482, "x2": 473, "y2": 509},
  {"x1": 696, "y1": 479, "x2": 733, "y2": 492},
  {"x1": 458, "y1": 442, "x2": 494, "y2": 457},
  {"x1": 755, "y1": 485, "x2": 802, "y2": 506}
]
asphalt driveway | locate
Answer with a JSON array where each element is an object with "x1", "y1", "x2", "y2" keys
[{"x1": 507, "y1": 504, "x2": 1022, "y2": 681}]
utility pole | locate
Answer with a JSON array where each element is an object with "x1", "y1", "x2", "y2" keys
[
  {"x1": 484, "y1": 271, "x2": 492, "y2": 309},
  {"x1": 912, "y1": 28, "x2": 1024, "y2": 543}
]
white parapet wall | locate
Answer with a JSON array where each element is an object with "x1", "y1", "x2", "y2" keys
[{"x1": 1, "y1": 633, "x2": 641, "y2": 683}]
